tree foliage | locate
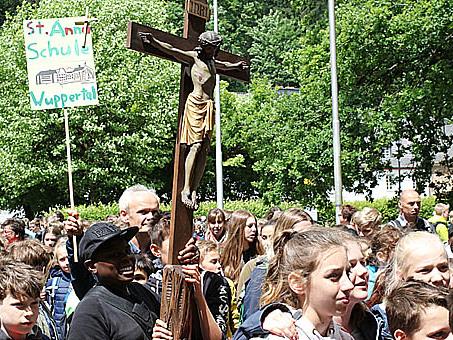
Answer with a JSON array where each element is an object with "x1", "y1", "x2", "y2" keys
[
  {"x1": 219, "y1": 0, "x2": 453, "y2": 207},
  {"x1": 0, "y1": 0, "x2": 22, "y2": 25},
  {"x1": 0, "y1": 0, "x2": 180, "y2": 215},
  {"x1": 336, "y1": 0, "x2": 453, "y2": 194}
]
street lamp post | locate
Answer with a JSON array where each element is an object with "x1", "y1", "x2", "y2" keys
[
  {"x1": 213, "y1": 0, "x2": 224, "y2": 209},
  {"x1": 328, "y1": 0, "x2": 343, "y2": 224}
]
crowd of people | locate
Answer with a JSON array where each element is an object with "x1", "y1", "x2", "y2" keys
[{"x1": 1, "y1": 185, "x2": 453, "y2": 340}]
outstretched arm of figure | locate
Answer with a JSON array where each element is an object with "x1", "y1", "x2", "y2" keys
[
  {"x1": 215, "y1": 59, "x2": 249, "y2": 70},
  {"x1": 139, "y1": 32, "x2": 196, "y2": 61}
]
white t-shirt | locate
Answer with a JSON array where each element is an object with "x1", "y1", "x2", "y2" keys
[{"x1": 253, "y1": 308, "x2": 353, "y2": 340}]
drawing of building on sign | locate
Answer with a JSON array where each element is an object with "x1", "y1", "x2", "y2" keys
[
  {"x1": 36, "y1": 63, "x2": 95, "y2": 85},
  {"x1": 35, "y1": 69, "x2": 57, "y2": 85}
]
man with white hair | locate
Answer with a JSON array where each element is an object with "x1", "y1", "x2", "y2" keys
[
  {"x1": 67, "y1": 184, "x2": 161, "y2": 254},
  {"x1": 118, "y1": 184, "x2": 161, "y2": 253},
  {"x1": 118, "y1": 184, "x2": 160, "y2": 231}
]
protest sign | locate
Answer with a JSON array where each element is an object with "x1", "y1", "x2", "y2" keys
[{"x1": 24, "y1": 17, "x2": 99, "y2": 110}]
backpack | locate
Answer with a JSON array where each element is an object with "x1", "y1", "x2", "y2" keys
[
  {"x1": 430, "y1": 221, "x2": 448, "y2": 233},
  {"x1": 45, "y1": 275, "x2": 72, "y2": 340}
]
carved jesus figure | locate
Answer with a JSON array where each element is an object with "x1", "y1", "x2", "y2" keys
[{"x1": 140, "y1": 31, "x2": 247, "y2": 210}]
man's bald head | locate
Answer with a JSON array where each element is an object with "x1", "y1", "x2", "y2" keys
[
  {"x1": 118, "y1": 185, "x2": 160, "y2": 232},
  {"x1": 398, "y1": 189, "x2": 421, "y2": 223}
]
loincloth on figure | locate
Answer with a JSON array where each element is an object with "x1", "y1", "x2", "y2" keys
[{"x1": 180, "y1": 93, "x2": 214, "y2": 145}]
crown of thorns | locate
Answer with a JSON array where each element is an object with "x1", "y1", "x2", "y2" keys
[{"x1": 198, "y1": 31, "x2": 222, "y2": 46}]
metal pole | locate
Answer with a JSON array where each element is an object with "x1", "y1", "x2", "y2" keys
[
  {"x1": 397, "y1": 142, "x2": 401, "y2": 196},
  {"x1": 328, "y1": 0, "x2": 343, "y2": 224},
  {"x1": 213, "y1": 0, "x2": 224, "y2": 209}
]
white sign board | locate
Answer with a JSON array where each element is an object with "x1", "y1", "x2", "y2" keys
[{"x1": 24, "y1": 17, "x2": 99, "y2": 110}]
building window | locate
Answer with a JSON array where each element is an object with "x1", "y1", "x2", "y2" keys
[
  {"x1": 384, "y1": 147, "x2": 392, "y2": 158},
  {"x1": 386, "y1": 173, "x2": 393, "y2": 191}
]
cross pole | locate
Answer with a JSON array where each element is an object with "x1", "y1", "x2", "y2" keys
[{"x1": 126, "y1": 0, "x2": 249, "y2": 264}]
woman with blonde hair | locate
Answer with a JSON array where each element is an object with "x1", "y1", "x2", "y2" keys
[
  {"x1": 351, "y1": 207, "x2": 382, "y2": 239},
  {"x1": 384, "y1": 231, "x2": 449, "y2": 294},
  {"x1": 257, "y1": 228, "x2": 354, "y2": 339},
  {"x1": 369, "y1": 231, "x2": 449, "y2": 339},
  {"x1": 272, "y1": 208, "x2": 313, "y2": 242},
  {"x1": 332, "y1": 233, "x2": 382, "y2": 340}
]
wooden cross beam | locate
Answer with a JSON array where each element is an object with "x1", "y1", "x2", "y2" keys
[
  {"x1": 127, "y1": 23, "x2": 249, "y2": 82},
  {"x1": 126, "y1": 1, "x2": 249, "y2": 265}
]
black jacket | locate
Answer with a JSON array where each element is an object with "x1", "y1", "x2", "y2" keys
[{"x1": 68, "y1": 283, "x2": 159, "y2": 340}]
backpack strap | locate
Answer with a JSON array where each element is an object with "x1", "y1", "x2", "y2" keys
[
  {"x1": 432, "y1": 220, "x2": 448, "y2": 234},
  {"x1": 45, "y1": 277, "x2": 60, "y2": 313},
  {"x1": 417, "y1": 218, "x2": 433, "y2": 233},
  {"x1": 392, "y1": 219, "x2": 402, "y2": 229},
  {"x1": 432, "y1": 221, "x2": 447, "y2": 228},
  {"x1": 47, "y1": 277, "x2": 60, "y2": 298},
  {"x1": 90, "y1": 285, "x2": 155, "y2": 340}
]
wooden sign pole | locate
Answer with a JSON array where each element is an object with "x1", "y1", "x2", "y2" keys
[{"x1": 64, "y1": 108, "x2": 78, "y2": 262}]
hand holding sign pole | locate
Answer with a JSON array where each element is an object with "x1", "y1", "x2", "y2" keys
[{"x1": 24, "y1": 14, "x2": 99, "y2": 262}]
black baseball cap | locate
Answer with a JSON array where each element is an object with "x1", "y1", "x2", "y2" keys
[{"x1": 79, "y1": 222, "x2": 138, "y2": 263}]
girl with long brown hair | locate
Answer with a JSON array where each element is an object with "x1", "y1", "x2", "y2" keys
[
  {"x1": 221, "y1": 210, "x2": 264, "y2": 284},
  {"x1": 237, "y1": 207, "x2": 314, "y2": 321}
]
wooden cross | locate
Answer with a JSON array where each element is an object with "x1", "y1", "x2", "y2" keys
[
  {"x1": 126, "y1": 0, "x2": 249, "y2": 265},
  {"x1": 126, "y1": 1, "x2": 249, "y2": 337}
]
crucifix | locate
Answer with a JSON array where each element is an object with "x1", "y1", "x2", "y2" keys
[
  {"x1": 126, "y1": 0, "x2": 249, "y2": 262},
  {"x1": 126, "y1": 0, "x2": 249, "y2": 337}
]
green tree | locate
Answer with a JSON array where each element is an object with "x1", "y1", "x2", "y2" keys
[
  {"x1": 335, "y1": 0, "x2": 453, "y2": 196},
  {"x1": 1, "y1": 0, "x2": 22, "y2": 25},
  {"x1": 220, "y1": 0, "x2": 453, "y2": 207},
  {"x1": 248, "y1": 10, "x2": 300, "y2": 87},
  {"x1": 0, "y1": 0, "x2": 180, "y2": 216}
]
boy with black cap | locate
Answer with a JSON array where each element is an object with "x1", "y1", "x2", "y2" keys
[{"x1": 67, "y1": 222, "x2": 160, "y2": 340}]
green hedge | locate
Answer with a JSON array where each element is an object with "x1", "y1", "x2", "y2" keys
[
  {"x1": 52, "y1": 196, "x2": 437, "y2": 226},
  {"x1": 52, "y1": 199, "x2": 296, "y2": 222},
  {"x1": 318, "y1": 196, "x2": 436, "y2": 225}
]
